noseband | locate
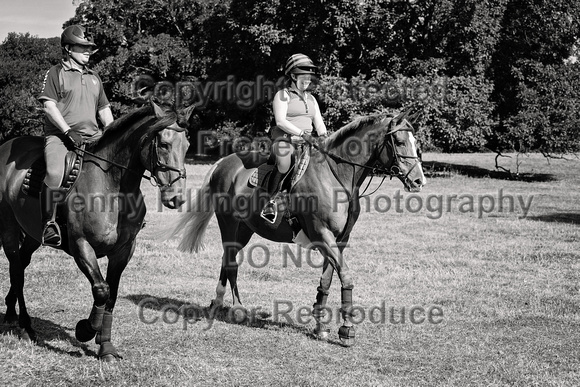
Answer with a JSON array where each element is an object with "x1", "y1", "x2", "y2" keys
[
  {"x1": 140, "y1": 123, "x2": 188, "y2": 189},
  {"x1": 379, "y1": 125, "x2": 422, "y2": 182}
]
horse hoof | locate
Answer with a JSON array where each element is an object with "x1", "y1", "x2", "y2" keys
[
  {"x1": 19, "y1": 327, "x2": 36, "y2": 342},
  {"x1": 98, "y1": 342, "x2": 122, "y2": 361},
  {"x1": 229, "y1": 305, "x2": 247, "y2": 324},
  {"x1": 338, "y1": 325, "x2": 355, "y2": 347},
  {"x1": 100, "y1": 354, "x2": 118, "y2": 362},
  {"x1": 314, "y1": 328, "x2": 330, "y2": 341},
  {"x1": 75, "y1": 319, "x2": 97, "y2": 342}
]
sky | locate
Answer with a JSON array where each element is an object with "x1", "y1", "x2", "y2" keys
[{"x1": 0, "y1": 0, "x2": 78, "y2": 43}]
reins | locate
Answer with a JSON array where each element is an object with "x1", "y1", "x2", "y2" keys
[
  {"x1": 301, "y1": 123, "x2": 420, "y2": 200},
  {"x1": 72, "y1": 122, "x2": 187, "y2": 188}
]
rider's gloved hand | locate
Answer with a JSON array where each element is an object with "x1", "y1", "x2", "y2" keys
[
  {"x1": 301, "y1": 132, "x2": 315, "y2": 144},
  {"x1": 64, "y1": 129, "x2": 83, "y2": 147}
]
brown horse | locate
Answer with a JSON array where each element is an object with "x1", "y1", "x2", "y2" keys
[
  {"x1": 0, "y1": 101, "x2": 191, "y2": 360},
  {"x1": 170, "y1": 110, "x2": 425, "y2": 346}
]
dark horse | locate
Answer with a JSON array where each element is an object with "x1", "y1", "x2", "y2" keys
[
  {"x1": 0, "y1": 101, "x2": 191, "y2": 360},
  {"x1": 170, "y1": 110, "x2": 425, "y2": 346}
]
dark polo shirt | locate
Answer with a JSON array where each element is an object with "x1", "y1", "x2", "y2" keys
[{"x1": 39, "y1": 59, "x2": 110, "y2": 138}]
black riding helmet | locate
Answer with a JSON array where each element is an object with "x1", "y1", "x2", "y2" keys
[{"x1": 61, "y1": 25, "x2": 96, "y2": 48}]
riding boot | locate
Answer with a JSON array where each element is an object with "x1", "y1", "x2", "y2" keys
[
  {"x1": 40, "y1": 184, "x2": 66, "y2": 247},
  {"x1": 260, "y1": 169, "x2": 290, "y2": 224}
]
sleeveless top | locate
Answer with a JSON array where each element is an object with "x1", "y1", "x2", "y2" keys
[{"x1": 284, "y1": 88, "x2": 316, "y2": 134}]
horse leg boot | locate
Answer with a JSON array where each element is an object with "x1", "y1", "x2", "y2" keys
[
  {"x1": 96, "y1": 310, "x2": 122, "y2": 361},
  {"x1": 338, "y1": 287, "x2": 356, "y2": 346},
  {"x1": 75, "y1": 303, "x2": 105, "y2": 342},
  {"x1": 312, "y1": 287, "x2": 331, "y2": 340},
  {"x1": 40, "y1": 184, "x2": 66, "y2": 247}
]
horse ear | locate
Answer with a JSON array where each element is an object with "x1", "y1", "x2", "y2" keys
[
  {"x1": 392, "y1": 107, "x2": 413, "y2": 126},
  {"x1": 182, "y1": 104, "x2": 197, "y2": 122},
  {"x1": 408, "y1": 110, "x2": 425, "y2": 126},
  {"x1": 150, "y1": 99, "x2": 166, "y2": 118}
]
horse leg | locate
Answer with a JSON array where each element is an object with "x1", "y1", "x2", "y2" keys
[
  {"x1": 312, "y1": 258, "x2": 334, "y2": 340},
  {"x1": 313, "y1": 230, "x2": 355, "y2": 346},
  {"x1": 1, "y1": 212, "x2": 39, "y2": 340},
  {"x1": 70, "y1": 240, "x2": 109, "y2": 349},
  {"x1": 212, "y1": 217, "x2": 254, "y2": 311},
  {"x1": 91, "y1": 243, "x2": 134, "y2": 362},
  {"x1": 13, "y1": 235, "x2": 41, "y2": 341}
]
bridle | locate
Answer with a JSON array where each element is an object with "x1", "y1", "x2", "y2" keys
[
  {"x1": 140, "y1": 123, "x2": 188, "y2": 188},
  {"x1": 74, "y1": 122, "x2": 187, "y2": 189},
  {"x1": 377, "y1": 124, "x2": 422, "y2": 184},
  {"x1": 303, "y1": 119, "x2": 422, "y2": 199}
]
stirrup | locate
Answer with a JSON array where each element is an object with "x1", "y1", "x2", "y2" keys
[
  {"x1": 260, "y1": 200, "x2": 277, "y2": 224},
  {"x1": 42, "y1": 220, "x2": 62, "y2": 247}
]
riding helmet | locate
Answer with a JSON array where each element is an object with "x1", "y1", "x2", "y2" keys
[
  {"x1": 284, "y1": 53, "x2": 318, "y2": 76},
  {"x1": 61, "y1": 25, "x2": 96, "y2": 47}
]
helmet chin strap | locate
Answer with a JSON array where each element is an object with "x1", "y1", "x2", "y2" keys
[{"x1": 68, "y1": 53, "x2": 86, "y2": 69}]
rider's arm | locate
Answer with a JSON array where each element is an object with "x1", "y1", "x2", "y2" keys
[
  {"x1": 95, "y1": 74, "x2": 114, "y2": 128},
  {"x1": 98, "y1": 106, "x2": 114, "y2": 128},
  {"x1": 312, "y1": 97, "x2": 327, "y2": 136},
  {"x1": 42, "y1": 100, "x2": 71, "y2": 134},
  {"x1": 273, "y1": 89, "x2": 304, "y2": 137},
  {"x1": 39, "y1": 67, "x2": 70, "y2": 134}
]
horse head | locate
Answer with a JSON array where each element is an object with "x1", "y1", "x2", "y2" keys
[
  {"x1": 139, "y1": 101, "x2": 192, "y2": 209},
  {"x1": 378, "y1": 110, "x2": 426, "y2": 192}
]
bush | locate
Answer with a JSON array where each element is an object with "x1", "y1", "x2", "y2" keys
[
  {"x1": 316, "y1": 72, "x2": 496, "y2": 152},
  {"x1": 500, "y1": 60, "x2": 580, "y2": 155}
]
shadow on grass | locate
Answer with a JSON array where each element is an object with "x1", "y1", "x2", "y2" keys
[
  {"x1": 125, "y1": 293, "x2": 346, "y2": 346},
  {"x1": 527, "y1": 213, "x2": 580, "y2": 225},
  {"x1": 422, "y1": 161, "x2": 556, "y2": 182},
  {"x1": 0, "y1": 312, "x2": 98, "y2": 358}
]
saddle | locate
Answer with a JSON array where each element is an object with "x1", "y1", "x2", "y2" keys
[
  {"x1": 248, "y1": 145, "x2": 311, "y2": 193},
  {"x1": 246, "y1": 145, "x2": 311, "y2": 231},
  {"x1": 21, "y1": 147, "x2": 84, "y2": 198}
]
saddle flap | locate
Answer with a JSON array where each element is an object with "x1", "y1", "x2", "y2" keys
[
  {"x1": 62, "y1": 148, "x2": 83, "y2": 189},
  {"x1": 248, "y1": 145, "x2": 311, "y2": 190},
  {"x1": 21, "y1": 147, "x2": 84, "y2": 197}
]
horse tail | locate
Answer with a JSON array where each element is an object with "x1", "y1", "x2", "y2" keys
[{"x1": 168, "y1": 162, "x2": 219, "y2": 253}]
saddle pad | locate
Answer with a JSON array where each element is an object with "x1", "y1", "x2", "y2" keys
[
  {"x1": 248, "y1": 163, "x2": 275, "y2": 188},
  {"x1": 21, "y1": 150, "x2": 83, "y2": 198},
  {"x1": 248, "y1": 147, "x2": 311, "y2": 189}
]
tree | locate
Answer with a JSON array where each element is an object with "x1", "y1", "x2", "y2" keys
[
  {"x1": 502, "y1": 61, "x2": 580, "y2": 154},
  {"x1": 0, "y1": 33, "x2": 61, "y2": 143},
  {"x1": 2, "y1": 0, "x2": 579, "y2": 156},
  {"x1": 488, "y1": 0, "x2": 580, "y2": 154}
]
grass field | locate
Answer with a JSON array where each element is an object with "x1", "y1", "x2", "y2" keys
[{"x1": 1, "y1": 152, "x2": 579, "y2": 386}]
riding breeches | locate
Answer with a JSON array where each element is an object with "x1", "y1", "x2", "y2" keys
[{"x1": 44, "y1": 135, "x2": 69, "y2": 189}]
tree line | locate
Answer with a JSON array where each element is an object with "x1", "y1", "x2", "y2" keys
[{"x1": 1, "y1": 0, "x2": 579, "y2": 156}]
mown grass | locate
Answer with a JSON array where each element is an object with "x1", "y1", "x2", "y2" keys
[{"x1": 1, "y1": 152, "x2": 579, "y2": 386}]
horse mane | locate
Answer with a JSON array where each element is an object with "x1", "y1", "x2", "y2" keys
[
  {"x1": 87, "y1": 104, "x2": 177, "y2": 152},
  {"x1": 326, "y1": 114, "x2": 389, "y2": 148}
]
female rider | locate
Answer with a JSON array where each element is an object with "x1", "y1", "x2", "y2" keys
[{"x1": 261, "y1": 53, "x2": 328, "y2": 223}]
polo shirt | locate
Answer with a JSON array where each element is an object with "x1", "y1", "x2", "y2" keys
[{"x1": 38, "y1": 59, "x2": 110, "y2": 138}]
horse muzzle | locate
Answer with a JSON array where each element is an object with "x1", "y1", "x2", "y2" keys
[{"x1": 159, "y1": 185, "x2": 186, "y2": 209}]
